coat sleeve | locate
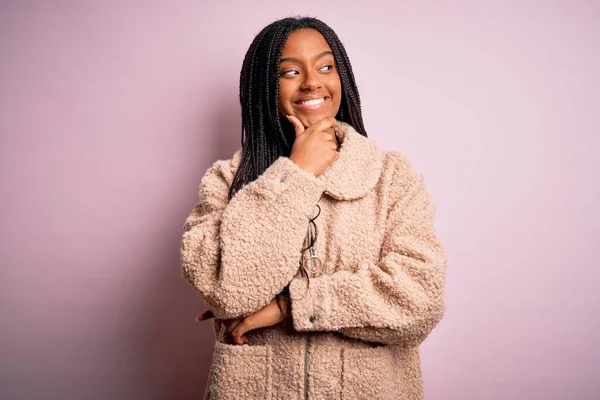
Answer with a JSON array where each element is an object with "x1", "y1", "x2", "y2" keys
[
  {"x1": 180, "y1": 155, "x2": 325, "y2": 320},
  {"x1": 288, "y1": 154, "x2": 446, "y2": 348}
]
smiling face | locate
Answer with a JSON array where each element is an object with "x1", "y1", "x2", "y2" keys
[{"x1": 278, "y1": 28, "x2": 342, "y2": 129}]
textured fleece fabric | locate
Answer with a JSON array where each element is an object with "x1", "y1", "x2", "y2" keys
[{"x1": 180, "y1": 121, "x2": 447, "y2": 400}]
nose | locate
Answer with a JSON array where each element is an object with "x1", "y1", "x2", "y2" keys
[{"x1": 300, "y1": 69, "x2": 322, "y2": 91}]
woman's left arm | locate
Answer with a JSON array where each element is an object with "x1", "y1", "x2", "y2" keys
[{"x1": 288, "y1": 155, "x2": 447, "y2": 348}]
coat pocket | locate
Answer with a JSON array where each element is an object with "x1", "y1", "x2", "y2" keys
[
  {"x1": 341, "y1": 346, "x2": 401, "y2": 400},
  {"x1": 209, "y1": 341, "x2": 272, "y2": 400}
]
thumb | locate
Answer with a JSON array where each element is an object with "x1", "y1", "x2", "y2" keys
[{"x1": 286, "y1": 115, "x2": 305, "y2": 137}]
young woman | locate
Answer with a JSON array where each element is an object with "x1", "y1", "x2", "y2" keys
[{"x1": 180, "y1": 16, "x2": 447, "y2": 400}]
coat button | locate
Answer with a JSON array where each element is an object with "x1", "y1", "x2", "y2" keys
[{"x1": 309, "y1": 315, "x2": 316, "y2": 323}]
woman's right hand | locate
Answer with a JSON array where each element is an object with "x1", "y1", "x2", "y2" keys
[{"x1": 287, "y1": 115, "x2": 339, "y2": 177}]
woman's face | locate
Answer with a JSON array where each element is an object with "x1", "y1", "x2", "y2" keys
[{"x1": 278, "y1": 28, "x2": 342, "y2": 129}]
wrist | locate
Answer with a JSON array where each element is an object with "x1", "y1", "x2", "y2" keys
[
  {"x1": 283, "y1": 294, "x2": 291, "y2": 318},
  {"x1": 288, "y1": 155, "x2": 317, "y2": 177},
  {"x1": 275, "y1": 294, "x2": 290, "y2": 320}
]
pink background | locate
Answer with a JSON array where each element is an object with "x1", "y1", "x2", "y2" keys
[{"x1": 1, "y1": 1, "x2": 598, "y2": 399}]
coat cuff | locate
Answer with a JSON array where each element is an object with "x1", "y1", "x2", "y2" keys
[
  {"x1": 288, "y1": 274, "x2": 321, "y2": 330},
  {"x1": 288, "y1": 274, "x2": 347, "y2": 331},
  {"x1": 288, "y1": 268, "x2": 374, "y2": 332},
  {"x1": 252, "y1": 156, "x2": 326, "y2": 219}
]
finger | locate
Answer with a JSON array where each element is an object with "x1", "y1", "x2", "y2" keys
[
  {"x1": 286, "y1": 115, "x2": 305, "y2": 137},
  {"x1": 226, "y1": 319, "x2": 242, "y2": 333},
  {"x1": 231, "y1": 334, "x2": 247, "y2": 345},
  {"x1": 231, "y1": 330, "x2": 247, "y2": 345},
  {"x1": 231, "y1": 330, "x2": 248, "y2": 345},
  {"x1": 323, "y1": 127, "x2": 335, "y2": 136},
  {"x1": 231, "y1": 320, "x2": 251, "y2": 343},
  {"x1": 320, "y1": 129, "x2": 337, "y2": 142},
  {"x1": 311, "y1": 116, "x2": 337, "y2": 132},
  {"x1": 195, "y1": 310, "x2": 214, "y2": 321},
  {"x1": 316, "y1": 130, "x2": 337, "y2": 150}
]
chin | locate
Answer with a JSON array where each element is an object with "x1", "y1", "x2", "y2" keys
[{"x1": 300, "y1": 112, "x2": 336, "y2": 127}]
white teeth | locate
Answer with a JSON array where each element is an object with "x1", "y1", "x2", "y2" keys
[{"x1": 299, "y1": 98, "x2": 325, "y2": 106}]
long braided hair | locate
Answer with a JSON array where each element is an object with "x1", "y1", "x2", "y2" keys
[{"x1": 228, "y1": 17, "x2": 367, "y2": 200}]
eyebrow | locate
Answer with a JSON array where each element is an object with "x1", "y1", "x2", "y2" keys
[{"x1": 280, "y1": 51, "x2": 334, "y2": 64}]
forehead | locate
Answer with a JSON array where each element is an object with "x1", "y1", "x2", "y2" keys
[{"x1": 281, "y1": 28, "x2": 332, "y2": 57}]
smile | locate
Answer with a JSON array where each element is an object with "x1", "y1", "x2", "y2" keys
[{"x1": 294, "y1": 97, "x2": 329, "y2": 111}]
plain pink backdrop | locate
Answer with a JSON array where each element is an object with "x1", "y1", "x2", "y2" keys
[{"x1": 1, "y1": 1, "x2": 598, "y2": 399}]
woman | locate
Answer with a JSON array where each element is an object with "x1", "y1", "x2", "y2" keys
[{"x1": 180, "y1": 16, "x2": 446, "y2": 400}]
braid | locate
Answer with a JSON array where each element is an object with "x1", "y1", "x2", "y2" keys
[{"x1": 228, "y1": 17, "x2": 367, "y2": 200}]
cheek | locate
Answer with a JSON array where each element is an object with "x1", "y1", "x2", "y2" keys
[
  {"x1": 333, "y1": 77, "x2": 342, "y2": 97},
  {"x1": 328, "y1": 74, "x2": 341, "y2": 96},
  {"x1": 329, "y1": 76, "x2": 342, "y2": 109}
]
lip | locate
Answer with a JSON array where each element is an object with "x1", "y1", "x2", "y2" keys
[{"x1": 293, "y1": 96, "x2": 330, "y2": 111}]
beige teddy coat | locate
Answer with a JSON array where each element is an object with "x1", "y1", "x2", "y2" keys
[{"x1": 180, "y1": 121, "x2": 447, "y2": 399}]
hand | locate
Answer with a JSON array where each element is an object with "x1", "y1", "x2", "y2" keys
[
  {"x1": 196, "y1": 310, "x2": 214, "y2": 321},
  {"x1": 287, "y1": 115, "x2": 340, "y2": 177},
  {"x1": 195, "y1": 296, "x2": 290, "y2": 345}
]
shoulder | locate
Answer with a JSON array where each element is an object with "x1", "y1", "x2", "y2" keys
[
  {"x1": 382, "y1": 151, "x2": 414, "y2": 173},
  {"x1": 380, "y1": 150, "x2": 429, "y2": 200},
  {"x1": 382, "y1": 151, "x2": 423, "y2": 182}
]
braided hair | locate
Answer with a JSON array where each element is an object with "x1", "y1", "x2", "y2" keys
[{"x1": 228, "y1": 17, "x2": 367, "y2": 200}]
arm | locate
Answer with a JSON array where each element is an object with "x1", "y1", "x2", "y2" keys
[
  {"x1": 288, "y1": 154, "x2": 446, "y2": 348},
  {"x1": 180, "y1": 155, "x2": 325, "y2": 320}
]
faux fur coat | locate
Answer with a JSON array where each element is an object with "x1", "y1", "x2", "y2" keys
[{"x1": 180, "y1": 121, "x2": 447, "y2": 399}]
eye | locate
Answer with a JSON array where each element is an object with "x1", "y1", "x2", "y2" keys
[
  {"x1": 281, "y1": 69, "x2": 299, "y2": 77},
  {"x1": 320, "y1": 65, "x2": 334, "y2": 72}
]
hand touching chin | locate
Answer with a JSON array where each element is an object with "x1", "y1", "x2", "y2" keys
[{"x1": 303, "y1": 112, "x2": 335, "y2": 128}]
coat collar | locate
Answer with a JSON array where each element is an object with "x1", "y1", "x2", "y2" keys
[
  {"x1": 231, "y1": 120, "x2": 384, "y2": 201},
  {"x1": 320, "y1": 121, "x2": 384, "y2": 200}
]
